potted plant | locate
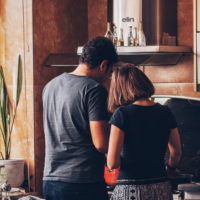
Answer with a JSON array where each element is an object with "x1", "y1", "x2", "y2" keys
[{"x1": 0, "y1": 55, "x2": 23, "y2": 187}]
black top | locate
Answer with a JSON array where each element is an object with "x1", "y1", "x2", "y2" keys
[
  {"x1": 109, "y1": 103, "x2": 177, "y2": 180},
  {"x1": 43, "y1": 73, "x2": 109, "y2": 183}
]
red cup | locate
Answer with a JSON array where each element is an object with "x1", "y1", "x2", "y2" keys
[{"x1": 104, "y1": 166, "x2": 119, "y2": 186}]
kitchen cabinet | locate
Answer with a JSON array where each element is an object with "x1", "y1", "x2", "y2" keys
[
  {"x1": 194, "y1": 0, "x2": 200, "y2": 91},
  {"x1": 193, "y1": 0, "x2": 200, "y2": 91},
  {"x1": 197, "y1": 0, "x2": 200, "y2": 31},
  {"x1": 197, "y1": 33, "x2": 200, "y2": 85}
]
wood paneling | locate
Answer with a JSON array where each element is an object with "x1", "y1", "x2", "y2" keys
[
  {"x1": 177, "y1": 0, "x2": 193, "y2": 48},
  {"x1": 154, "y1": 83, "x2": 200, "y2": 98},
  {"x1": 88, "y1": 0, "x2": 107, "y2": 41},
  {"x1": 33, "y1": 0, "x2": 199, "y2": 196},
  {"x1": 33, "y1": 0, "x2": 88, "y2": 195},
  {"x1": 33, "y1": 0, "x2": 88, "y2": 85},
  {"x1": 144, "y1": 55, "x2": 193, "y2": 83},
  {"x1": 197, "y1": 0, "x2": 200, "y2": 31}
]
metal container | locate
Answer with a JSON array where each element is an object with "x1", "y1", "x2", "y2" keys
[{"x1": 169, "y1": 174, "x2": 193, "y2": 191}]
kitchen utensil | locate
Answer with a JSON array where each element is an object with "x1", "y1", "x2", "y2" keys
[{"x1": 169, "y1": 174, "x2": 193, "y2": 190}]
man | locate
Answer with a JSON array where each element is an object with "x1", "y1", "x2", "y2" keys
[{"x1": 42, "y1": 36, "x2": 118, "y2": 200}]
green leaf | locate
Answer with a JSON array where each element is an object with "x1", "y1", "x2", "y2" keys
[
  {"x1": 0, "y1": 73, "x2": 6, "y2": 136},
  {"x1": 0, "y1": 56, "x2": 23, "y2": 159},
  {"x1": 0, "y1": 152, "x2": 4, "y2": 160},
  {"x1": 0, "y1": 66, "x2": 9, "y2": 158},
  {"x1": 16, "y1": 55, "x2": 23, "y2": 107},
  {"x1": 5, "y1": 94, "x2": 10, "y2": 130}
]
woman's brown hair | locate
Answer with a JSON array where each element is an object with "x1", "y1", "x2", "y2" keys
[{"x1": 108, "y1": 64, "x2": 155, "y2": 113}]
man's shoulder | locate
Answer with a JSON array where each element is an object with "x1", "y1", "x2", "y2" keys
[
  {"x1": 42, "y1": 74, "x2": 64, "y2": 96},
  {"x1": 86, "y1": 83, "x2": 108, "y2": 97},
  {"x1": 76, "y1": 76, "x2": 106, "y2": 93},
  {"x1": 64, "y1": 73, "x2": 100, "y2": 89},
  {"x1": 46, "y1": 73, "x2": 64, "y2": 86}
]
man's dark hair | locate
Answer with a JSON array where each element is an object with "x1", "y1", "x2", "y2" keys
[{"x1": 79, "y1": 36, "x2": 118, "y2": 70}]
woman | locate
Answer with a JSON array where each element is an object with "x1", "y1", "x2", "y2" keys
[{"x1": 107, "y1": 64, "x2": 182, "y2": 200}]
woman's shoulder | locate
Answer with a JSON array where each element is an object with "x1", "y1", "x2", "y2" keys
[
  {"x1": 113, "y1": 106, "x2": 127, "y2": 115},
  {"x1": 156, "y1": 103, "x2": 172, "y2": 110},
  {"x1": 153, "y1": 103, "x2": 175, "y2": 116},
  {"x1": 115, "y1": 104, "x2": 137, "y2": 112},
  {"x1": 113, "y1": 103, "x2": 171, "y2": 114},
  {"x1": 111, "y1": 106, "x2": 132, "y2": 119}
]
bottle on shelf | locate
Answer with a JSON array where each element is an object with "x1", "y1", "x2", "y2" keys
[
  {"x1": 138, "y1": 22, "x2": 146, "y2": 46},
  {"x1": 113, "y1": 26, "x2": 118, "y2": 47},
  {"x1": 118, "y1": 28, "x2": 124, "y2": 46},
  {"x1": 128, "y1": 26, "x2": 134, "y2": 46},
  {"x1": 133, "y1": 27, "x2": 138, "y2": 46},
  {"x1": 105, "y1": 22, "x2": 113, "y2": 41}
]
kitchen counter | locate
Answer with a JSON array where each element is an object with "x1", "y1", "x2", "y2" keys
[{"x1": 9, "y1": 192, "x2": 40, "y2": 200}]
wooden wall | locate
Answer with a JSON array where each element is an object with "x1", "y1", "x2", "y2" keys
[
  {"x1": 33, "y1": 0, "x2": 107, "y2": 195},
  {"x1": 33, "y1": 0, "x2": 199, "y2": 196}
]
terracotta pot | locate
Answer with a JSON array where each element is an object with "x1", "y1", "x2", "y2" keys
[
  {"x1": 0, "y1": 159, "x2": 24, "y2": 188},
  {"x1": 104, "y1": 166, "x2": 119, "y2": 186}
]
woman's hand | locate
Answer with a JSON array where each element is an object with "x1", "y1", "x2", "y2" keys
[{"x1": 166, "y1": 165, "x2": 180, "y2": 178}]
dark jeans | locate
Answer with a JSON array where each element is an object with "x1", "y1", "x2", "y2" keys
[{"x1": 43, "y1": 180, "x2": 109, "y2": 200}]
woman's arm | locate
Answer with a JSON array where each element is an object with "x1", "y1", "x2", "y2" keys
[
  {"x1": 107, "y1": 125, "x2": 124, "y2": 170},
  {"x1": 167, "y1": 127, "x2": 182, "y2": 168}
]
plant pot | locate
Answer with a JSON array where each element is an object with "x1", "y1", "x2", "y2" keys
[{"x1": 0, "y1": 159, "x2": 24, "y2": 188}]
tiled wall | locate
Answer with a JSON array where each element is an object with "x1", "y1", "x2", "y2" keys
[
  {"x1": 33, "y1": 0, "x2": 200, "y2": 196},
  {"x1": 0, "y1": 0, "x2": 34, "y2": 191}
]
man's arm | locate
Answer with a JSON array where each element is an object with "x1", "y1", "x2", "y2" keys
[
  {"x1": 87, "y1": 85, "x2": 110, "y2": 154},
  {"x1": 90, "y1": 121, "x2": 110, "y2": 154}
]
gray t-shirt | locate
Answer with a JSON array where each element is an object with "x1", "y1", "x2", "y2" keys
[{"x1": 42, "y1": 73, "x2": 109, "y2": 183}]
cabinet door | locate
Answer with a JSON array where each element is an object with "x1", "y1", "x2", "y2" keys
[
  {"x1": 197, "y1": 33, "x2": 200, "y2": 84},
  {"x1": 197, "y1": 0, "x2": 200, "y2": 31}
]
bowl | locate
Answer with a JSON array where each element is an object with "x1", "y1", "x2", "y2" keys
[{"x1": 169, "y1": 174, "x2": 193, "y2": 190}]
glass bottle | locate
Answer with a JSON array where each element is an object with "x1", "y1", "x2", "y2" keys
[
  {"x1": 133, "y1": 27, "x2": 138, "y2": 46},
  {"x1": 128, "y1": 26, "x2": 134, "y2": 46},
  {"x1": 138, "y1": 22, "x2": 146, "y2": 46},
  {"x1": 113, "y1": 26, "x2": 118, "y2": 47},
  {"x1": 105, "y1": 22, "x2": 113, "y2": 41},
  {"x1": 118, "y1": 28, "x2": 124, "y2": 46}
]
